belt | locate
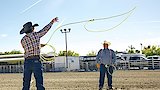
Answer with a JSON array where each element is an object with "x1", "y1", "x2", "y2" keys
[{"x1": 26, "y1": 55, "x2": 40, "y2": 60}]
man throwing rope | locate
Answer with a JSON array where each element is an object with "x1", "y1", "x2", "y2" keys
[
  {"x1": 20, "y1": 17, "x2": 58, "y2": 90},
  {"x1": 96, "y1": 40, "x2": 116, "y2": 90}
]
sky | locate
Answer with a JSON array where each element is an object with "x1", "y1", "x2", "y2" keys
[{"x1": 0, "y1": 0, "x2": 160, "y2": 55}]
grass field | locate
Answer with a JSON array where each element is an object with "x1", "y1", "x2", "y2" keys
[{"x1": 0, "y1": 70, "x2": 160, "y2": 90}]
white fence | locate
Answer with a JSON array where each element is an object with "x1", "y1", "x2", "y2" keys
[
  {"x1": 147, "y1": 59, "x2": 160, "y2": 69},
  {"x1": 116, "y1": 59, "x2": 160, "y2": 70}
]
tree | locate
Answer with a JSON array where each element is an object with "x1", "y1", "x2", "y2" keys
[
  {"x1": 58, "y1": 51, "x2": 65, "y2": 56},
  {"x1": 135, "y1": 50, "x2": 140, "y2": 53},
  {"x1": 142, "y1": 45, "x2": 160, "y2": 56},
  {"x1": 127, "y1": 45, "x2": 135, "y2": 54},
  {"x1": 58, "y1": 50, "x2": 79, "y2": 56},
  {"x1": 10, "y1": 50, "x2": 22, "y2": 54},
  {"x1": 87, "y1": 50, "x2": 96, "y2": 56},
  {"x1": 128, "y1": 50, "x2": 134, "y2": 54},
  {"x1": 0, "y1": 50, "x2": 22, "y2": 55}
]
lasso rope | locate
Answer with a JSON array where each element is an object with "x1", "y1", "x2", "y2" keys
[
  {"x1": 40, "y1": 21, "x2": 64, "y2": 61},
  {"x1": 105, "y1": 65, "x2": 117, "y2": 76},
  {"x1": 40, "y1": 7, "x2": 136, "y2": 61},
  {"x1": 47, "y1": 7, "x2": 136, "y2": 44},
  {"x1": 84, "y1": 7, "x2": 136, "y2": 32},
  {"x1": 40, "y1": 44, "x2": 56, "y2": 61}
]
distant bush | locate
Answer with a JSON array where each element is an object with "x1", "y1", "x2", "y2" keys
[{"x1": 0, "y1": 50, "x2": 22, "y2": 55}]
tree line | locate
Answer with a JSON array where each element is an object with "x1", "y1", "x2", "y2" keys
[
  {"x1": 0, "y1": 50, "x2": 22, "y2": 55},
  {"x1": 1, "y1": 45, "x2": 160, "y2": 56},
  {"x1": 127, "y1": 45, "x2": 160, "y2": 56}
]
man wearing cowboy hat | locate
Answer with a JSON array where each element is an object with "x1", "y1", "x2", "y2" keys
[
  {"x1": 96, "y1": 40, "x2": 116, "y2": 90},
  {"x1": 20, "y1": 17, "x2": 58, "y2": 90}
]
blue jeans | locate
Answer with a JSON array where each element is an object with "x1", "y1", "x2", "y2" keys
[
  {"x1": 99, "y1": 64, "x2": 113, "y2": 88},
  {"x1": 22, "y1": 57, "x2": 45, "y2": 90}
]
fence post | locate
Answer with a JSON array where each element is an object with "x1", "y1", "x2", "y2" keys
[{"x1": 152, "y1": 58, "x2": 154, "y2": 70}]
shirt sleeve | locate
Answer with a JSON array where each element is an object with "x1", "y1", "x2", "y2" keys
[
  {"x1": 21, "y1": 38, "x2": 25, "y2": 49},
  {"x1": 111, "y1": 50, "x2": 116, "y2": 64},
  {"x1": 37, "y1": 21, "x2": 54, "y2": 38},
  {"x1": 96, "y1": 49, "x2": 102, "y2": 63},
  {"x1": 21, "y1": 37, "x2": 26, "y2": 53}
]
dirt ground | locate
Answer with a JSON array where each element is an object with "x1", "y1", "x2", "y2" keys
[{"x1": 0, "y1": 70, "x2": 160, "y2": 90}]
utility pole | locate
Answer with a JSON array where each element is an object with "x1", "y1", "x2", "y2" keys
[
  {"x1": 60, "y1": 28, "x2": 71, "y2": 69},
  {"x1": 140, "y1": 43, "x2": 143, "y2": 54}
]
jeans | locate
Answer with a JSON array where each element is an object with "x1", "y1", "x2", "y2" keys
[
  {"x1": 22, "y1": 57, "x2": 45, "y2": 90},
  {"x1": 99, "y1": 64, "x2": 113, "y2": 88}
]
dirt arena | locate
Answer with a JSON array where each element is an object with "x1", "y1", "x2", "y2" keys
[{"x1": 0, "y1": 70, "x2": 160, "y2": 90}]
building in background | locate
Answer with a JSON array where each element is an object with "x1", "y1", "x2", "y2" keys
[
  {"x1": 79, "y1": 56, "x2": 97, "y2": 71},
  {"x1": 0, "y1": 54, "x2": 80, "y2": 73},
  {"x1": 0, "y1": 53, "x2": 160, "y2": 73},
  {"x1": 54, "y1": 56, "x2": 80, "y2": 71}
]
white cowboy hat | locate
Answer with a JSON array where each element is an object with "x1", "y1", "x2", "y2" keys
[{"x1": 102, "y1": 40, "x2": 111, "y2": 46}]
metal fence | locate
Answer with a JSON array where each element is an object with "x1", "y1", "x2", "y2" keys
[
  {"x1": 0, "y1": 62, "x2": 55, "y2": 73},
  {"x1": 0, "y1": 59, "x2": 160, "y2": 73},
  {"x1": 0, "y1": 65, "x2": 23, "y2": 73},
  {"x1": 116, "y1": 59, "x2": 160, "y2": 70}
]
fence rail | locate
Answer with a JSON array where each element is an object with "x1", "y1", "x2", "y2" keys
[
  {"x1": 116, "y1": 59, "x2": 160, "y2": 70},
  {"x1": 0, "y1": 59, "x2": 160, "y2": 73}
]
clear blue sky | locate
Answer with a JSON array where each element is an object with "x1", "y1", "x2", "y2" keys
[{"x1": 0, "y1": 0, "x2": 160, "y2": 55}]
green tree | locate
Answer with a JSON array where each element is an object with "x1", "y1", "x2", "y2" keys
[
  {"x1": 10, "y1": 50, "x2": 22, "y2": 54},
  {"x1": 0, "y1": 50, "x2": 22, "y2": 55},
  {"x1": 142, "y1": 45, "x2": 160, "y2": 56},
  {"x1": 58, "y1": 50, "x2": 79, "y2": 56},
  {"x1": 156, "y1": 48, "x2": 160, "y2": 55},
  {"x1": 135, "y1": 50, "x2": 140, "y2": 53},
  {"x1": 58, "y1": 51, "x2": 66, "y2": 56},
  {"x1": 127, "y1": 45, "x2": 135, "y2": 54},
  {"x1": 87, "y1": 50, "x2": 96, "y2": 56}
]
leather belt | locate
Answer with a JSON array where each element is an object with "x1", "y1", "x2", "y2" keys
[{"x1": 26, "y1": 55, "x2": 40, "y2": 60}]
